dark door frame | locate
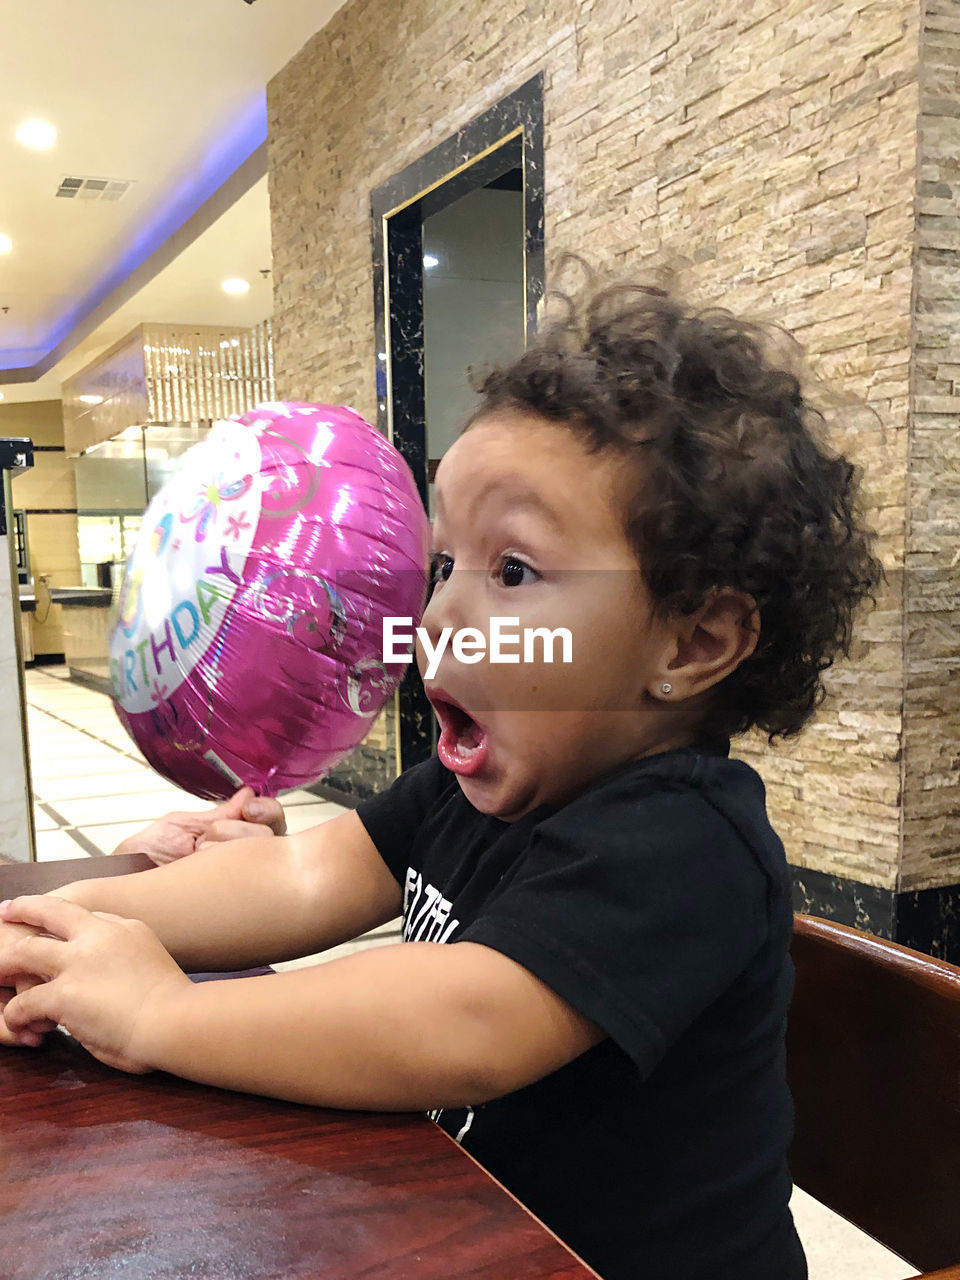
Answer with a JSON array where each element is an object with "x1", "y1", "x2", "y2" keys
[{"x1": 370, "y1": 73, "x2": 545, "y2": 773}]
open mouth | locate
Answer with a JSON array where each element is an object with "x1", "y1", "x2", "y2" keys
[{"x1": 428, "y1": 691, "x2": 489, "y2": 777}]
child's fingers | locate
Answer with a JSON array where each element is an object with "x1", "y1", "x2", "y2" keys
[
  {"x1": 0, "y1": 894, "x2": 91, "y2": 941},
  {"x1": 241, "y1": 795, "x2": 287, "y2": 836},
  {"x1": 0, "y1": 931, "x2": 65, "y2": 982},
  {"x1": 206, "y1": 787, "x2": 257, "y2": 825},
  {"x1": 197, "y1": 819, "x2": 275, "y2": 846},
  {"x1": 0, "y1": 984, "x2": 17, "y2": 1035},
  {"x1": 0, "y1": 983, "x2": 52, "y2": 1046},
  {"x1": 109, "y1": 790, "x2": 259, "y2": 861},
  {"x1": 13, "y1": 975, "x2": 57, "y2": 1034},
  {"x1": 2, "y1": 980, "x2": 60, "y2": 1036},
  {"x1": 0, "y1": 1022, "x2": 44, "y2": 1048},
  {"x1": 110, "y1": 817, "x2": 200, "y2": 860}
]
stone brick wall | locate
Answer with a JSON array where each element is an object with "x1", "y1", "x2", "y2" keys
[
  {"x1": 900, "y1": 0, "x2": 960, "y2": 891},
  {"x1": 268, "y1": 0, "x2": 946, "y2": 889}
]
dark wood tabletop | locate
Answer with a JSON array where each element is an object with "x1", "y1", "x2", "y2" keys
[
  {"x1": 0, "y1": 850, "x2": 156, "y2": 891},
  {"x1": 0, "y1": 856, "x2": 598, "y2": 1280}
]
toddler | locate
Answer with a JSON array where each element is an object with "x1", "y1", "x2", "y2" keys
[{"x1": 0, "y1": 281, "x2": 881, "y2": 1280}]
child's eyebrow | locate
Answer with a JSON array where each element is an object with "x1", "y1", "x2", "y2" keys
[
  {"x1": 433, "y1": 476, "x2": 564, "y2": 534},
  {"x1": 482, "y1": 485, "x2": 565, "y2": 531}
]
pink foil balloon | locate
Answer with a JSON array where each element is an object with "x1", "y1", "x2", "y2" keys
[{"x1": 109, "y1": 403, "x2": 430, "y2": 799}]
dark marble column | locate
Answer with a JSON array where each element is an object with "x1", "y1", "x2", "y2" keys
[{"x1": 315, "y1": 75, "x2": 545, "y2": 800}]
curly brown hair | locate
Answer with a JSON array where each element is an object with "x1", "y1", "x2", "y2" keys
[{"x1": 468, "y1": 281, "x2": 882, "y2": 741}]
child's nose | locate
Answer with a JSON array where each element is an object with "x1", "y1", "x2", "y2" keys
[
  {"x1": 421, "y1": 567, "x2": 472, "y2": 639},
  {"x1": 421, "y1": 585, "x2": 455, "y2": 642}
]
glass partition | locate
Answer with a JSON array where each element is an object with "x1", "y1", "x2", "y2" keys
[
  {"x1": 144, "y1": 422, "x2": 208, "y2": 500},
  {"x1": 75, "y1": 421, "x2": 209, "y2": 589}
]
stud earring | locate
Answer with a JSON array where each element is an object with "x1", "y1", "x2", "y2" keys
[{"x1": 660, "y1": 682, "x2": 672, "y2": 696}]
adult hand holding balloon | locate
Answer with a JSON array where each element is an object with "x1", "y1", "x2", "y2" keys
[{"x1": 109, "y1": 403, "x2": 430, "y2": 799}]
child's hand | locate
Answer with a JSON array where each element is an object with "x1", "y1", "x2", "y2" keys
[
  {"x1": 110, "y1": 786, "x2": 287, "y2": 863},
  {"x1": 0, "y1": 896, "x2": 193, "y2": 1074},
  {"x1": 0, "y1": 917, "x2": 57, "y2": 1048}
]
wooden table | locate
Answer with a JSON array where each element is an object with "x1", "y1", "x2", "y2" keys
[{"x1": 0, "y1": 857, "x2": 597, "y2": 1280}]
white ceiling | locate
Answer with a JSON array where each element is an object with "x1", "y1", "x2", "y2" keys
[{"x1": 0, "y1": 0, "x2": 346, "y2": 403}]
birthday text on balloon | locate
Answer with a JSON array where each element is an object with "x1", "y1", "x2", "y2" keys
[
  {"x1": 111, "y1": 577, "x2": 229, "y2": 699},
  {"x1": 383, "y1": 617, "x2": 574, "y2": 680}
]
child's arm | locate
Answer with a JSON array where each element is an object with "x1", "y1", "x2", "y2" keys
[
  {"x1": 39, "y1": 810, "x2": 402, "y2": 972},
  {"x1": 0, "y1": 895, "x2": 604, "y2": 1109}
]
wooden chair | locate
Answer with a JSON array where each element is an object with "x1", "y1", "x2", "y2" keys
[{"x1": 788, "y1": 914, "x2": 960, "y2": 1280}]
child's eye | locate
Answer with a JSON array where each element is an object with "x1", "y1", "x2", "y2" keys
[
  {"x1": 431, "y1": 553, "x2": 454, "y2": 585},
  {"x1": 497, "y1": 556, "x2": 539, "y2": 587}
]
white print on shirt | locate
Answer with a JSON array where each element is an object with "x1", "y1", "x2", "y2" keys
[
  {"x1": 403, "y1": 867, "x2": 460, "y2": 943},
  {"x1": 404, "y1": 867, "x2": 470, "y2": 1138},
  {"x1": 428, "y1": 1104, "x2": 476, "y2": 1144}
]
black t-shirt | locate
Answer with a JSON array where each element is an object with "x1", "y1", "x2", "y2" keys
[{"x1": 356, "y1": 746, "x2": 807, "y2": 1280}]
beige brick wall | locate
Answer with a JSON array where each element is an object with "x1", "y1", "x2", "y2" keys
[
  {"x1": 268, "y1": 0, "x2": 939, "y2": 889},
  {"x1": 899, "y1": 0, "x2": 960, "y2": 890}
]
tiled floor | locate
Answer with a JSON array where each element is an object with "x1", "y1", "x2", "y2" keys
[
  {"x1": 22, "y1": 667, "x2": 919, "y2": 1279},
  {"x1": 26, "y1": 665, "x2": 349, "y2": 860},
  {"x1": 24, "y1": 664, "x2": 400, "y2": 962}
]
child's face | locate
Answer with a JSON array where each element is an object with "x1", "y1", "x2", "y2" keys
[{"x1": 419, "y1": 410, "x2": 689, "y2": 821}]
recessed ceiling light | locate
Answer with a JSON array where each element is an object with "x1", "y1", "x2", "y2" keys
[
  {"x1": 16, "y1": 118, "x2": 57, "y2": 150},
  {"x1": 423, "y1": 254, "x2": 439, "y2": 269},
  {"x1": 78, "y1": 394, "x2": 104, "y2": 405},
  {"x1": 0, "y1": 392, "x2": 5, "y2": 401},
  {"x1": 222, "y1": 277, "x2": 250, "y2": 295},
  {"x1": 0, "y1": 234, "x2": 11, "y2": 255}
]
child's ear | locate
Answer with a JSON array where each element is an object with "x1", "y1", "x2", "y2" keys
[{"x1": 656, "y1": 590, "x2": 759, "y2": 698}]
